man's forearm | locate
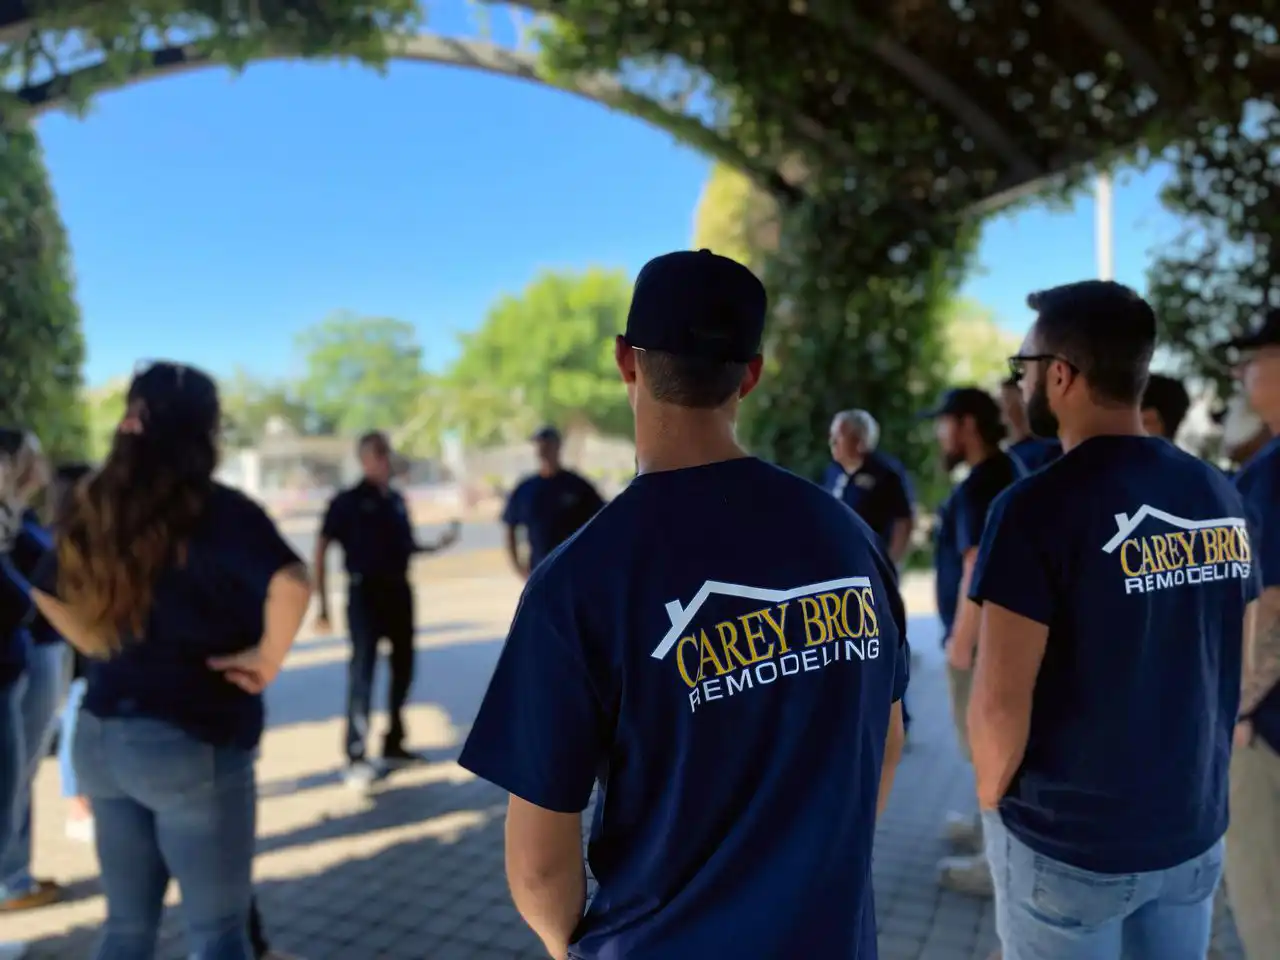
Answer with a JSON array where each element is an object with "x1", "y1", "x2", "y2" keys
[
  {"x1": 312, "y1": 547, "x2": 329, "y2": 616},
  {"x1": 1242, "y1": 591, "x2": 1280, "y2": 715},
  {"x1": 969, "y1": 693, "x2": 1032, "y2": 809},
  {"x1": 949, "y1": 559, "x2": 979, "y2": 656},
  {"x1": 509, "y1": 866, "x2": 586, "y2": 959},
  {"x1": 888, "y1": 518, "x2": 912, "y2": 566},
  {"x1": 876, "y1": 704, "x2": 905, "y2": 816}
]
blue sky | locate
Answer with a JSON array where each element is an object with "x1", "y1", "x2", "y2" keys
[{"x1": 36, "y1": 4, "x2": 1183, "y2": 388}]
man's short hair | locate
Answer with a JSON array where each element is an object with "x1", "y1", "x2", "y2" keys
[
  {"x1": 1142, "y1": 374, "x2": 1192, "y2": 439},
  {"x1": 357, "y1": 430, "x2": 390, "y2": 454},
  {"x1": 836, "y1": 409, "x2": 880, "y2": 451},
  {"x1": 636, "y1": 349, "x2": 746, "y2": 409},
  {"x1": 1027, "y1": 281, "x2": 1157, "y2": 406}
]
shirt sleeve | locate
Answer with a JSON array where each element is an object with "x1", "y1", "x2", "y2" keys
[
  {"x1": 968, "y1": 487, "x2": 1054, "y2": 626},
  {"x1": 1240, "y1": 466, "x2": 1280, "y2": 590},
  {"x1": 223, "y1": 495, "x2": 304, "y2": 600},
  {"x1": 501, "y1": 483, "x2": 525, "y2": 527},
  {"x1": 458, "y1": 574, "x2": 608, "y2": 813},
  {"x1": 885, "y1": 471, "x2": 914, "y2": 522},
  {"x1": 319, "y1": 494, "x2": 346, "y2": 543},
  {"x1": 955, "y1": 479, "x2": 1000, "y2": 554},
  {"x1": 886, "y1": 571, "x2": 910, "y2": 703}
]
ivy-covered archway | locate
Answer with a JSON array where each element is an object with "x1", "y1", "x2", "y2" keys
[{"x1": 3, "y1": 0, "x2": 1276, "y2": 477}]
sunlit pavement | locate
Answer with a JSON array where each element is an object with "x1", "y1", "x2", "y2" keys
[{"x1": 9, "y1": 571, "x2": 1247, "y2": 959}]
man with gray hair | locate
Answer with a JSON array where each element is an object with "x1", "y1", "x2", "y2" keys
[{"x1": 824, "y1": 409, "x2": 915, "y2": 566}]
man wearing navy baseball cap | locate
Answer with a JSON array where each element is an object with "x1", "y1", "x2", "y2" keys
[{"x1": 460, "y1": 249, "x2": 908, "y2": 959}]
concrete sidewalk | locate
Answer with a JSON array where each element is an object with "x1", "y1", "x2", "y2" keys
[{"x1": 7, "y1": 569, "x2": 1246, "y2": 959}]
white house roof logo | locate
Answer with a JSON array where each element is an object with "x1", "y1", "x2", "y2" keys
[
  {"x1": 649, "y1": 576, "x2": 872, "y2": 660},
  {"x1": 1101, "y1": 505, "x2": 1247, "y2": 554}
]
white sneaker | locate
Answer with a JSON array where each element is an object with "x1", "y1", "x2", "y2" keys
[
  {"x1": 66, "y1": 816, "x2": 95, "y2": 844},
  {"x1": 0, "y1": 941, "x2": 29, "y2": 960},
  {"x1": 343, "y1": 760, "x2": 377, "y2": 792}
]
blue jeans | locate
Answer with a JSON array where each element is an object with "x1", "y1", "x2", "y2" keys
[
  {"x1": 0, "y1": 676, "x2": 26, "y2": 877},
  {"x1": 0, "y1": 642, "x2": 70, "y2": 898},
  {"x1": 74, "y1": 711, "x2": 257, "y2": 960},
  {"x1": 983, "y1": 810, "x2": 1223, "y2": 959},
  {"x1": 58, "y1": 677, "x2": 88, "y2": 797}
]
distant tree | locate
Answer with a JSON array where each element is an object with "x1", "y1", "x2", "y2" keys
[
  {"x1": 1147, "y1": 105, "x2": 1280, "y2": 395},
  {"x1": 83, "y1": 379, "x2": 129, "y2": 463},
  {"x1": 690, "y1": 162, "x2": 780, "y2": 269},
  {"x1": 0, "y1": 118, "x2": 87, "y2": 461},
  {"x1": 219, "y1": 368, "x2": 329, "y2": 449},
  {"x1": 294, "y1": 313, "x2": 429, "y2": 436},
  {"x1": 943, "y1": 299, "x2": 1020, "y2": 387},
  {"x1": 443, "y1": 268, "x2": 634, "y2": 445}
]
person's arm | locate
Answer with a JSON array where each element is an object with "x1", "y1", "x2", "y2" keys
[
  {"x1": 1241, "y1": 589, "x2": 1280, "y2": 719},
  {"x1": 17, "y1": 553, "x2": 102, "y2": 657},
  {"x1": 457, "y1": 583, "x2": 607, "y2": 955},
  {"x1": 947, "y1": 549, "x2": 981, "y2": 666},
  {"x1": 258, "y1": 562, "x2": 312, "y2": 668},
  {"x1": 414, "y1": 520, "x2": 461, "y2": 554},
  {"x1": 877, "y1": 701, "x2": 906, "y2": 816},
  {"x1": 315, "y1": 496, "x2": 344, "y2": 624},
  {"x1": 969, "y1": 603, "x2": 1049, "y2": 808},
  {"x1": 501, "y1": 486, "x2": 528, "y2": 577},
  {"x1": 964, "y1": 487, "x2": 1053, "y2": 809},
  {"x1": 885, "y1": 472, "x2": 915, "y2": 566},
  {"x1": 506, "y1": 796, "x2": 587, "y2": 960}
]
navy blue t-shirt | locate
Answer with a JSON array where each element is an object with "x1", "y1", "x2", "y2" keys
[
  {"x1": 970, "y1": 436, "x2": 1257, "y2": 873},
  {"x1": 44, "y1": 484, "x2": 302, "y2": 750},
  {"x1": 13, "y1": 511, "x2": 61, "y2": 646},
  {"x1": 321, "y1": 480, "x2": 417, "y2": 581},
  {"x1": 934, "y1": 452, "x2": 1023, "y2": 640},
  {"x1": 502, "y1": 469, "x2": 605, "y2": 570},
  {"x1": 822, "y1": 451, "x2": 914, "y2": 552},
  {"x1": 461, "y1": 457, "x2": 907, "y2": 959},
  {"x1": 1007, "y1": 436, "x2": 1062, "y2": 474},
  {"x1": 1234, "y1": 435, "x2": 1280, "y2": 753}
]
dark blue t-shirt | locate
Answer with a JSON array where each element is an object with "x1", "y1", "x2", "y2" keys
[
  {"x1": 461, "y1": 457, "x2": 907, "y2": 959},
  {"x1": 47, "y1": 484, "x2": 301, "y2": 750},
  {"x1": 13, "y1": 511, "x2": 61, "y2": 646},
  {"x1": 502, "y1": 469, "x2": 605, "y2": 570},
  {"x1": 822, "y1": 451, "x2": 914, "y2": 552},
  {"x1": 934, "y1": 452, "x2": 1022, "y2": 640},
  {"x1": 1234, "y1": 435, "x2": 1280, "y2": 753},
  {"x1": 970, "y1": 436, "x2": 1256, "y2": 873},
  {"x1": 1007, "y1": 436, "x2": 1062, "y2": 473},
  {"x1": 321, "y1": 480, "x2": 417, "y2": 581}
]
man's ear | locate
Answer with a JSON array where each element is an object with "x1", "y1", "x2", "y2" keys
[
  {"x1": 615, "y1": 336, "x2": 638, "y2": 384},
  {"x1": 738, "y1": 355, "x2": 765, "y2": 399}
]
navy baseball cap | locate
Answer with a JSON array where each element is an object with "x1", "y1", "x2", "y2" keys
[
  {"x1": 1222, "y1": 308, "x2": 1280, "y2": 351},
  {"x1": 920, "y1": 387, "x2": 1003, "y2": 427},
  {"x1": 530, "y1": 425, "x2": 561, "y2": 443},
  {"x1": 622, "y1": 249, "x2": 767, "y2": 363}
]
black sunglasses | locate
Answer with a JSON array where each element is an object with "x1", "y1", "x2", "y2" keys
[{"x1": 1007, "y1": 353, "x2": 1077, "y2": 384}]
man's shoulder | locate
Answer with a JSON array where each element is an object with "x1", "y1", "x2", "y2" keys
[{"x1": 1237, "y1": 437, "x2": 1280, "y2": 492}]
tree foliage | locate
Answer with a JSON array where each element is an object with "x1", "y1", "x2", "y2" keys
[
  {"x1": 944, "y1": 299, "x2": 1021, "y2": 388},
  {"x1": 1146, "y1": 104, "x2": 1280, "y2": 395},
  {"x1": 294, "y1": 312, "x2": 429, "y2": 436},
  {"x1": 691, "y1": 162, "x2": 779, "y2": 270},
  {"x1": 0, "y1": 114, "x2": 87, "y2": 462},
  {"x1": 442, "y1": 267, "x2": 633, "y2": 446}
]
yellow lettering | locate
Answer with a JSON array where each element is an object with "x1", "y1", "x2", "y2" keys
[
  {"x1": 1236, "y1": 526, "x2": 1252, "y2": 563},
  {"x1": 736, "y1": 612, "x2": 774, "y2": 664},
  {"x1": 1201, "y1": 528, "x2": 1221, "y2": 565},
  {"x1": 1172, "y1": 531, "x2": 1197, "y2": 568},
  {"x1": 839, "y1": 589, "x2": 863, "y2": 639},
  {"x1": 1152, "y1": 535, "x2": 1174, "y2": 573},
  {"x1": 1120, "y1": 539, "x2": 1144, "y2": 577},
  {"x1": 758, "y1": 602, "x2": 790, "y2": 654},
  {"x1": 859, "y1": 587, "x2": 879, "y2": 637},
  {"x1": 675, "y1": 635, "x2": 700, "y2": 688},
  {"x1": 716, "y1": 620, "x2": 752, "y2": 669},
  {"x1": 1141, "y1": 538, "x2": 1159, "y2": 573},
  {"x1": 697, "y1": 629, "x2": 728, "y2": 677},
  {"x1": 818, "y1": 592, "x2": 845, "y2": 641},
  {"x1": 799, "y1": 596, "x2": 828, "y2": 646}
]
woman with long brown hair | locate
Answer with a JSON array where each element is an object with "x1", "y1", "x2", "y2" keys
[{"x1": 21, "y1": 362, "x2": 311, "y2": 960}]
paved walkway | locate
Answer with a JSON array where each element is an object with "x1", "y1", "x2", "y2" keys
[{"x1": 8, "y1": 572, "x2": 1247, "y2": 959}]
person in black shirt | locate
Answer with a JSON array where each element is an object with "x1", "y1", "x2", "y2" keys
[
  {"x1": 502, "y1": 426, "x2": 605, "y2": 577},
  {"x1": 921, "y1": 386, "x2": 1023, "y2": 897},
  {"x1": 315, "y1": 430, "x2": 460, "y2": 789},
  {"x1": 823, "y1": 409, "x2": 915, "y2": 565},
  {"x1": 23, "y1": 361, "x2": 312, "y2": 960},
  {"x1": 1140, "y1": 372, "x2": 1192, "y2": 442},
  {"x1": 999, "y1": 375, "x2": 1062, "y2": 472}
]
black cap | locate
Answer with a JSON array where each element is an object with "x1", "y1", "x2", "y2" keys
[
  {"x1": 623, "y1": 249, "x2": 767, "y2": 363},
  {"x1": 530, "y1": 425, "x2": 561, "y2": 443},
  {"x1": 920, "y1": 387, "x2": 1003, "y2": 427},
  {"x1": 128, "y1": 361, "x2": 220, "y2": 439},
  {"x1": 1222, "y1": 308, "x2": 1280, "y2": 351}
]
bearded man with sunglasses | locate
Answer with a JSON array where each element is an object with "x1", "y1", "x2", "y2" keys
[{"x1": 967, "y1": 281, "x2": 1253, "y2": 959}]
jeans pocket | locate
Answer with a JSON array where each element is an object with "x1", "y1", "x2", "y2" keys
[
  {"x1": 109, "y1": 719, "x2": 217, "y2": 806},
  {"x1": 1030, "y1": 855, "x2": 1139, "y2": 929},
  {"x1": 1162, "y1": 840, "x2": 1224, "y2": 906}
]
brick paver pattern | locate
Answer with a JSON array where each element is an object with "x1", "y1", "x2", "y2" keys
[{"x1": 7, "y1": 573, "x2": 1247, "y2": 959}]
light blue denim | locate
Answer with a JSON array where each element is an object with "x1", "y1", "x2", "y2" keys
[
  {"x1": 0, "y1": 641, "x2": 70, "y2": 899},
  {"x1": 983, "y1": 809, "x2": 1223, "y2": 960},
  {"x1": 0, "y1": 674, "x2": 26, "y2": 877},
  {"x1": 73, "y1": 710, "x2": 257, "y2": 960},
  {"x1": 58, "y1": 676, "x2": 88, "y2": 797}
]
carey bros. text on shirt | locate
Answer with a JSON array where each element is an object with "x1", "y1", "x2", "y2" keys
[
  {"x1": 1118, "y1": 523, "x2": 1252, "y2": 596},
  {"x1": 675, "y1": 586, "x2": 881, "y2": 713}
]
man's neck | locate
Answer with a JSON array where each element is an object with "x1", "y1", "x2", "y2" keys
[
  {"x1": 1059, "y1": 408, "x2": 1145, "y2": 453},
  {"x1": 364, "y1": 476, "x2": 389, "y2": 493},
  {"x1": 538, "y1": 463, "x2": 560, "y2": 478},
  {"x1": 635, "y1": 409, "x2": 748, "y2": 475},
  {"x1": 1008, "y1": 426, "x2": 1032, "y2": 444},
  {"x1": 1261, "y1": 407, "x2": 1280, "y2": 437},
  {"x1": 835, "y1": 455, "x2": 865, "y2": 474},
  {"x1": 964, "y1": 444, "x2": 998, "y2": 468}
]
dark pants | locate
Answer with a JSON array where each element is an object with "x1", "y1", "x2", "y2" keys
[{"x1": 345, "y1": 577, "x2": 415, "y2": 762}]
